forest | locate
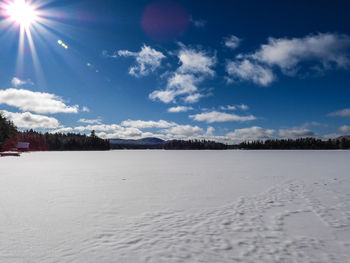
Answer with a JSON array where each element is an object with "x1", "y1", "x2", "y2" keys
[
  {"x1": 164, "y1": 139, "x2": 228, "y2": 150},
  {"x1": 236, "y1": 137, "x2": 350, "y2": 150},
  {"x1": 0, "y1": 113, "x2": 110, "y2": 151}
]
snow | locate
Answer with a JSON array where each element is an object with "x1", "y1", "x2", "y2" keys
[{"x1": 0, "y1": 150, "x2": 350, "y2": 262}]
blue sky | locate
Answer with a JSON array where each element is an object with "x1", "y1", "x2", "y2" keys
[{"x1": 0, "y1": 0, "x2": 350, "y2": 143}]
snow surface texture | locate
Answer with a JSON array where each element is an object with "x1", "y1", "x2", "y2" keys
[{"x1": 0, "y1": 150, "x2": 350, "y2": 263}]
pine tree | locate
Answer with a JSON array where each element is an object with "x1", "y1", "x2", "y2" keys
[{"x1": 0, "y1": 113, "x2": 18, "y2": 150}]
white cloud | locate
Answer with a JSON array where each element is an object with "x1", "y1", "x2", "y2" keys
[
  {"x1": 279, "y1": 128, "x2": 315, "y2": 138},
  {"x1": 72, "y1": 123, "x2": 143, "y2": 139},
  {"x1": 149, "y1": 73, "x2": 200, "y2": 103},
  {"x1": 11, "y1": 77, "x2": 33, "y2": 87},
  {"x1": 168, "y1": 106, "x2": 193, "y2": 113},
  {"x1": 121, "y1": 119, "x2": 176, "y2": 129},
  {"x1": 220, "y1": 105, "x2": 236, "y2": 111},
  {"x1": 50, "y1": 127, "x2": 74, "y2": 133},
  {"x1": 1, "y1": 110, "x2": 59, "y2": 129},
  {"x1": 225, "y1": 33, "x2": 350, "y2": 86},
  {"x1": 205, "y1": 126, "x2": 215, "y2": 136},
  {"x1": 339, "y1": 125, "x2": 350, "y2": 134},
  {"x1": 78, "y1": 118, "x2": 102, "y2": 124},
  {"x1": 163, "y1": 125, "x2": 203, "y2": 136},
  {"x1": 117, "y1": 45, "x2": 165, "y2": 77},
  {"x1": 48, "y1": 122, "x2": 145, "y2": 139},
  {"x1": 76, "y1": 120, "x2": 204, "y2": 140},
  {"x1": 251, "y1": 33, "x2": 350, "y2": 73},
  {"x1": 74, "y1": 124, "x2": 124, "y2": 132},
  {"x1": 190, "y1": 111, "x2": 256, "y2": 123},
  {"x1": 226, "y1": 59, "x2": 275, "y2": 86},
  {"x1": 224, "y1": 35, "x2": 241, "y2": 50},
  {"x1": 0, "y1": 88, "x2": 79, "y2": 114},
  {"x1": 96, "y1": 129, "x2": 143, "y2": 139},
  {"x1": 183, "y1": 93, "x2": 203, "y2": 103},
  {"x1": 177, "y1": 48, "x2": 216, "y2": 76},
  {"x1": 149, "y1": 89, "x2": 177, "y2": 104},
  {"x1": 226, "y1": 126, "x2": 275, "y2": 142},
  {"x1": 149, "y1": 46, "x2": 215, "y2": 104},
  {"x1": 328, "y1": 108, "x2": 350, "y2": 119},
  {"x1": 168, "y1": 73, "x2": 198, "y2": 93},
  {"x1": 220, "y1": 104, "x2": 249, "y2": 111}
]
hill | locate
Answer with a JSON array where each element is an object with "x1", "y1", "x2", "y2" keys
[{"x1": 110, "y1": 137, "x2": 165, "y2": 149}]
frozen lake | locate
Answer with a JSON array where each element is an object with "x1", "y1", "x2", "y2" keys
[{"x1": 1, "y1": 150, "x2": 350, "y2": 262}]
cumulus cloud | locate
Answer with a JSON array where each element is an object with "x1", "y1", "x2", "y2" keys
[
  {"x1": 279, "y1": 128, "x2": 315, "y2": 138},
  {"x1": 224, "y1": 35, "x2": 242, "y2": 50},
  {"x1": 78, "y1": 118, "x2": 102, "y2": 124},
  {"x1": 11, "y1": 77, "x2": 33, "y2": 87},
  {"x1": 339, "y1": 125, "x2": 350, "y2": 134},
  {"x1": 168, "y1": 106, "x2": 193, "y2": 113},
  {"x1": 121, "y1": 119, "x2": 176, "y2": 129},
  {"x1": 149, "y1": 46, "x2": 216, "y2": 104},
  {"x1": 226, "y1": 33, "x2": 350, "y2": 86},
  {"x1": 226, "y1": 59, "x2": 275, "y2": 86},
  {"x1": 251, "y1": 33, "x2": 350, "y2": 73},
  {"x1": 163, "y1": 124, "x2": 203, "y2": 136},
  {"x1": 183, "y1": 93, "x2": 203, "y2": 103},
  {"x1": 328, "y1": 108, "x2": 350, "y2": 119},
  {"x1": 116, "y1": 45, "x2": 165, "y2": 77},
  {"x1": 226, "y1": 126, "x2": 275, "y2": 142},
  {"x1": 96, "y1": 129, "x2": 142, "y2": 139},
  {"x1": 0, "y1": 88, "x2": 79, "y2": 114},
  {"x1": 190, "y1": 111, "x2": 256, "y2": 123},
  {"x1": 177, "y1": 48, "x2": 216, "y2": 76},
  {"x1": 149, "y1": 73, "x2": 200, "y2": 103},
  {"x1": 1, "y1": 110, "x2": 59, "y2": 129},
  {"x1": 205, "y1": 126, "x2": 215, "y2": 136}
]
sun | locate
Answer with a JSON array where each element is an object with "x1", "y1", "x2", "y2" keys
[{"x1": 5, "y1": 0, "x2": 38, "y2": 28}]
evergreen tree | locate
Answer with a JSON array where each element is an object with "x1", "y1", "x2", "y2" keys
[{"x1": 0, "y1": 113, "x2": 18, "y2": 150}]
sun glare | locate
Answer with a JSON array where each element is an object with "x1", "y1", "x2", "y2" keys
[{"x1": 5, "y1": 0, "x2": 37, "y2": 27}]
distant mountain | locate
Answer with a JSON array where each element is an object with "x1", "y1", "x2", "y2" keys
[
  {"x1": 110, "y1": 138, "x2": 229, "y2": 150},
  {"x1": 110, "y1": 137, "x2": 165, "y2": 149},
  {"x1": 110, "y1": 137, "x2": 165, "y2": 145}
]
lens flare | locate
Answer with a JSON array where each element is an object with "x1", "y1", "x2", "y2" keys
[
  {"x1": 5, "y1": 0, "x2": 38, "y2": 28},
  {"x1": 57, "y1": 40, "x2": 69, "y2": 49}
]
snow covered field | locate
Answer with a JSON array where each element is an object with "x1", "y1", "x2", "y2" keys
[{"x1": 1, "y1": 150, "x2": 350, "y2": 263}]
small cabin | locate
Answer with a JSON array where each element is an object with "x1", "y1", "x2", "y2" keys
[{"x1": 16, "y1": 142, "x2": 30, "y2": 152}]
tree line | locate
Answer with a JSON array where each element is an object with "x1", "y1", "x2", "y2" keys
[
  {"x1": 0, "y1": 113, "x2": 110, "y2": 151},
  {"x1": 237, "y1": 137, "x2": 350, "y2": 150},
  {"x1": 164, "y1": 139, "x2": 228, "y2": 150}
]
